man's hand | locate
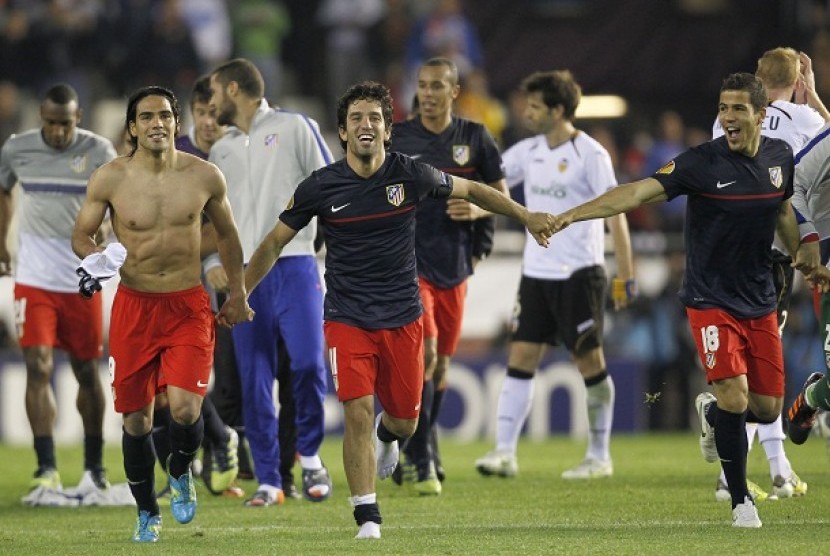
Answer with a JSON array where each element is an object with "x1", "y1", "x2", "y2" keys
[
  {"x1": 446, "y1": 199, "x2": 487, "y2": 221},
  {"x1": 76, "y1": 267, "x2": 102, "y2": 299},
  {"x1": 793, "y1": 241, "x2": 820, "y2": 276},
  {"x1": 216, "y1": 294, "x2": 255, "y2": 328},
  {"x1": 611, "y1": 277, "x2": 638, "y2": 310},
  {"x1": 0, "y1": 245, "x2": 11, "y2": 276},
  {"x1": 205, "y1": 266, "x2": 228, "y2": 292},
  {"x1": 552, "y1": 211, "x2": 574, "y2": 234},
  {"x1": 526, "y1": 211, "x2": 554, "y2": 247},
  {"x1": 807, "y1": 265, "x2": 830, "y2": 293}
]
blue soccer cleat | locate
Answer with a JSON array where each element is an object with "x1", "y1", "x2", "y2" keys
[
  {"x1": 167, "y1": 456, "x2": 197, "y2": 524},
  {"x1": 132, "y1": 511, "x2": 161, "y2": 543}
]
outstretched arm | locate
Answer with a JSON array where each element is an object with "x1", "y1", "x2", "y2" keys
[
  {"x1": 450, "y1": 176, "x2": 553, "y2": 247},
  {"x1": 244, "y1": 220, "x2": 300, "y2": 294},
  {"x1": 553, "y1": 178, "x2": 667, "y2": 233}
]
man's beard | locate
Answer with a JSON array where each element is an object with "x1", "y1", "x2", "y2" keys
[{"x1": 216, "y1": 103, "x2": 236, "y2": 127}]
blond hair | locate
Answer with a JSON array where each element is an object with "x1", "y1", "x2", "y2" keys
[{"x1": 755, "y1": 47, "x2": 799, "y2": 90}]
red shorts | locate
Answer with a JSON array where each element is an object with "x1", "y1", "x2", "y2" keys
[
  {"x1": 109, "y1": 284, "x2": 214, "y2": 414},
  {"x1": 419, "y1": 276, "x2": 467, "y2": 356},
  {"x1": 325, "y1": 318, "x2": 424, "y2": 419},
  {"x1": 14, "y1": 283, "x2": 103, "y2": 359},
  {"x1": 686, "y1": 307, "x2": 784, "y2": 397}
]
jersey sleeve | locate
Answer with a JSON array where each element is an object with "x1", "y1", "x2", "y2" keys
[
  {"x1": 651, "y1": 148, "x2": 706, "y2": 200},
  {"x1": 0, "y1": 140, "x2": 16, "y2": 192},
  {"x1": 584, "y1": 146, "x2": 618, "y2": 195},
  {"x1": 297, "y1": 115, "x2": 334, "y2": 173},
  {"x1": 501, "y1": 143, "x2": 524, "y2": 189},
  {"x1": 476, "y1": 125, "x2": 505, "y2": 183},
  {"x1": 411, "y1": 159, "x2": 453, "y2": 200},
  {"x1": 279, "y1": 174, "x2": 320, "y2": 232}
]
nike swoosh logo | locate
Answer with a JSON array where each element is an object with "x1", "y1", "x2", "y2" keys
[
  {"x1": 716, "y1": 180, "x2": 736, "y2": 189},
  {"x1": 410, "y1": 154, "x2": 422, "y2": 159},
  {"x1": 331, "y1": 203, "x2": 350, "y2": 212},
  {"x1": 197, "y1": 380, "x2": 208, "y2": 388}
]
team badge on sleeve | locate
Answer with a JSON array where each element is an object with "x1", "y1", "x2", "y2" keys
[
  {"x1": 768, "y1": 166, "x2": 782, "y2": 188},
  {"x1": 452, "y1": 145, "x2": 470, "y2": 165},
  {"x1": 656, "y1": 160, "x2": 675, "y2": 175},
  {"x1": 386, "y1": 183, "x2": 405, "y2": 207}
]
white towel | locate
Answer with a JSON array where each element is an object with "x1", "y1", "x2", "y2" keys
[{"x1": 79, "y1": 242, "x2": 127, "y2": 280}]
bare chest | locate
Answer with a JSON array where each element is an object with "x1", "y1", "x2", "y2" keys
[{"x1": 111, "y1": 180, "x2": 205, "y2": 232}]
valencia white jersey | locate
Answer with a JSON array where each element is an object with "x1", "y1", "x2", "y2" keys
[
  {"x1": 210, "y1": 99, "x2": 333, "y2": 262},
  {"x1": 0, "y1": 128, "x2": 116, "y2": 291},
  {"x1": 712, "y1": 100, "x2": 825, "y2": 152},
  {"x1": 503, "y1": 131, "x2": 617, "y2": 280}
]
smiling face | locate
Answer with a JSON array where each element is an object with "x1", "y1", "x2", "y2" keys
[
  {"x1": 129, "y1": 95, "x2": 178, "y2": 154},
  {"x1": 717, "y1": 90, "x2": 765, "y2": 156},
  {"x1": 40, "y1": 98, "x2": 80, "y2": 150},
  {"x1": 338, "y1": 98, "x2": 390, "y2": 163}
]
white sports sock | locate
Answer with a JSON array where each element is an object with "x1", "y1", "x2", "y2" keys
[
  {"x1": 745, "y1": 423, "x2": 758, "y2": 449},
  {"x1": 494, "y1": 375, "x2": 534, "y2": 454},
  {"x1": 758, "y1": 416, "x2": 791, "y2": 480},
  {"x1": 299, "y1": 455, "x2": 323, "y2": 470},
  {"x1": 585, "y1": 375, "x2": 614, "y2": 462}
]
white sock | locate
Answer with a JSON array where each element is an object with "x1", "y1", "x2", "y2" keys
[
  {"x1": 585, "y1": 375, "x2": 614, "y2": 462},
  {"x1": 495, "y1": 375, "x2": 534, "y2": 454},
  {"x1": 745, "y1": 423, "x2": 758, "y2": 448},
  {"x1": 758, "y1": 416, "x2": 791, "y2": 480},
  {"x1": 349, "y1": 493, "x2": 376, "y2": 506},
  {"x1": 299, "y1": 455, "x2": 323, "y2": 470}
]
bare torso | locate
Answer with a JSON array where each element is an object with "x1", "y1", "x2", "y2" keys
[{"x1": 103, "y1": 153, "x2": 213, "y2": 292}]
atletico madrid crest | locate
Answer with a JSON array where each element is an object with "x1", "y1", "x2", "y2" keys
[
  {"x1": 769, "y1": 166, "x2": 782, "y2": 188},
  {"x1": 453, "y1": 145, "x2": 470, "y2": 165},
  {"x1": 705, "y1": 352, "x2": 716, "y2": 369},
  {"x1": 386, "y1": 183, "x2": 404, "y2": 206},
  {"x1": 70, "y1": 155, "x2": 87, "y2": 174}
]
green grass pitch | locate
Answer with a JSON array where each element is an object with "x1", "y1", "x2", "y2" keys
[{"x1": 0, "y1": 433, "x2": 828, "y2": 555}]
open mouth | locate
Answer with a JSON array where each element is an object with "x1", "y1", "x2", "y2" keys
[
  {"x1": 724, "y1": 126, "x2": 740, "y2": 141},
  {"x1": 357, "y1": 133, "x2": 374, "y2": 146}
]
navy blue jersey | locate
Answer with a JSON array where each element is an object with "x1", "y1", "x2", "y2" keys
[
  {"x1": 280, "y1": 152, "x2": 454, "y2": 329},
  {"x1": 175, "y1": 133, "x2": 207, "y2": 159},
  {"x1": 653, "y1": 136, "x2": 794, "y2": 318},
  {"x1": 392, "y1": 116, "x2": 504, "y2": 288}
]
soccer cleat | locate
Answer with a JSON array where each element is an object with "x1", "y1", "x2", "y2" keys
[
  {"x1": 561, "y1": 458, "x2": 613, "y2": 479},
  {"x1": 772, "y1": 472, "x2": 807, "y2": 499},
  {"x1": 747, "y1": 479, "x2": 768, "y2": 503},
  {"x1": 732, "y1": 496, "x2": 762, "y2": 528},
  {"x1": 392, "y1": 454, "x2": 416, "y2": 486},
  {"x1": 375, "y1": 413, "x2": 399, "y2": 480},
  {"x1": 788, "y1": 372, "x2": 824, "y2": 445},
  {"x1": 301, "y1": 466, "x2": 333, "y2": 502},
  {"x1": 167, "y1": 459, "x2": 197, "y2": 524},
  {"x1": 86, "y1": 467, "x2": 111, "y2": 490},
  {"x1": 284, "y1": 483, "x2": 301, "y2": 500},
  {"x1": 695, "y1": 392, "x2": 718, "y2": 463},
  {"x1": 205, "y1": 427, "x2": 239, "y2": 494},
  {"x1": 355, "y1": 521, "x2": 381, "y2": 539},
  {"x1": 132, "y1": 511, "x2": 162, "y2": 543},
  {"x1": 29, "y1": 467, "x2": 62, "y2": 491},
  {"x1": 244, "y1": 489, "x2": 285, "y2": 507},
  {"x1": 410, "y1": 461, "x2": 442, "y2": 496},
  {"x1": 475, "y1": 450, "x2": 518, "y2": 478}
]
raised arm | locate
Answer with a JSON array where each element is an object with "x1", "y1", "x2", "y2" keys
[
  {"x1": 553, "y1": 178, "x2": 667, "y2": 233},
  {"x1": 450, "y1": 176, "x2": 552, "y2": 247}
]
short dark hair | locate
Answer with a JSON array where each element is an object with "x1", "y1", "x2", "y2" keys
[
  {"x1": 43, "y1": 83, "x2": 78, "y2": 106},
  {"x1": 421, "y1": 57, "x2": 459, "y2": 85},
  {"x1": 211, "y1": 58, "x2": 265, "y2": 99},
  {"x1": 125, "y1": 85, "x2": 180, "y2": 155},
  {"x1": 521, "y1": 70, "x2": 582, "y2": 120},
  {"x1": 336, "y1": 81, "x2": 394, "y2": 150},
  {"x1": 720, "y1": 72, "x2": 768, "y2": 112},
  {"x1": 190, "y1": 75, "x2": 213, "y2": 108}
]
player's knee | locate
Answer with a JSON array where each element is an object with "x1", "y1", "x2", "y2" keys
[
  {"x1": 169, "y1": 404, "x2": 201, "y2": 426},
  {"x1": 25, "y1": 362, "x2": 52, "y2": 387},
  {"x1": 386, "y1": 416, "x2": 418, "y2": 439}
]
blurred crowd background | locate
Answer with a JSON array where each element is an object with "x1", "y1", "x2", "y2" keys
[{"x1": 1, "y1": 0, "x2": 829, "y2": 431}]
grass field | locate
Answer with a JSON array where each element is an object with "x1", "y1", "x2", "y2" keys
[{"x1": 0, "y1": 433, "x2": 829, "y2": 555}]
